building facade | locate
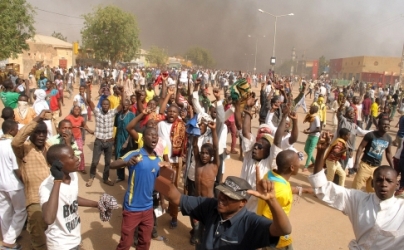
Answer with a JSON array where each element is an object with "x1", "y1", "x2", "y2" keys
[
  {"x1": 8, "y1": 34, "x2": 73, "y2": 77},
  {"x1": 329, "y1": 56, "x2": 401, "y2": 85}
]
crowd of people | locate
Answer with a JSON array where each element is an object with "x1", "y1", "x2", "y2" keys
[{"x1": 0, "y1": 64, "x2": 404, "y2": 250}]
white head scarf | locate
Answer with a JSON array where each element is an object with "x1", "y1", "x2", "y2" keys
[{"x1": 33, "y1": 89, "x2": 49, "y2": 115}]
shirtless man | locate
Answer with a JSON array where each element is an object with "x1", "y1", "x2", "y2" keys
[{"x1": 193, "y1": 122, "x2": 219, "y2": 198}]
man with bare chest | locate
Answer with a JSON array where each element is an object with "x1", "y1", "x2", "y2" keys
[{"x1": 193, "y1": 122, "x2": 219, "y2": 198}]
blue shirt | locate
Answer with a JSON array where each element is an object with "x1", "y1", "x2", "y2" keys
[
  {"x1": 121, "y1": 148, "x2": 161, "y2": 212},
  {"x1": 180, "y1": 195, "x2": 279, "y2": 250}
]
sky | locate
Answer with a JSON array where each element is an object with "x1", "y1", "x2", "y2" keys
[{"x1": 28, "y1": 0, "x2": 404, "y2": 72}]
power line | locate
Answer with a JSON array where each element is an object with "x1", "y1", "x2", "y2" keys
[
  {"x1": 36, "y1": 17, "x2": 82, "y2": 25},
  {"x1": 35, "y1": 8, "x2": 84, "y2": 19}
]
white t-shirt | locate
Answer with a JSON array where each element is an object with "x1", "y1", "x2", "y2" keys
[
  {"x1": 309, "y1": 116, "x2": 321, "y2": 137},
  {"x1": 356, "y1": 104, "x2": 363, "y2": 121},
  {"x1": 0, "y1": 138, "x2": 24, "y2": 192},
  {"x1": 73, "y1": 94, "x2": 88, "y2": 114},
  {"x1": 320, "y1": 86, "x2": 327, "y2": 96},
  {"x1": 40, "y1": 173, "x2": 81, "y2": 250},
  {"x1": 67, "y1": 73, "x2": 74, "y2": 84},
  {"x1": 158, "y1": 121, "x2": 177, "y2": 163}
]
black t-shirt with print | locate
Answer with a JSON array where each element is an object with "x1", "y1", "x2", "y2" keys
[{"x1": 361, "y1": 131, "x2": 392, "y2": 166}]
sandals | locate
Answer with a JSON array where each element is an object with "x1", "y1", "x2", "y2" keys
[
  {"x1": 152, "y1": 236, "x2": 166, "y2": 241},
  {"x1": 80, "y1": 170, "x2": 87, "y2": 174},
  {"x1": 103, "y1": 180, "x2": 114, "y2": 186},
  {"x1": 1, "y1": 244, "x2": 22, "y2": 250},
  {"x1": 86, "y1": 178, "x2": 94, "y2": 187}
]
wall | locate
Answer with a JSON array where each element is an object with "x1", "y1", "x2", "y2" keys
[{"x1": 8, "y1": 43, "x2": 73, "y2": 77}]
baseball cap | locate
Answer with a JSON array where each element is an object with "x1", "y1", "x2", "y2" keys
[{"x1": 215, "y1": 176, "x2": 252, "y2": 200}]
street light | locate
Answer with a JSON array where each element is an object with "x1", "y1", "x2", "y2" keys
[
  {"x1": 258, "y1": 8, "x2": 294, "y2": 70},
  {"x1": 248, "y1": 34, "x2": 266, "y2": 73}
]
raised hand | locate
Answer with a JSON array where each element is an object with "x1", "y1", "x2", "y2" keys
[
  {"x1": 207, "y1": 121, "x2": 216, "y2": 131},
  {"x1": 317, "y1": 131, "x2": 332, "y2": 151},
  {"x1": 51, "y1": 160, "x2": 64, "y2": 180},
  {"x1": 213, "y1": 88, "x2": 220, "y2": 100},
  {"x1": 247, "y1": 166, "x2": 276, "y2": 201}
]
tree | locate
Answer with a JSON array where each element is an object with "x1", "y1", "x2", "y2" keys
[
  {"x1": 81, "y1": 5, "x2": 141, "y2": 66},
  {"x1": 318, "y1": 56, "x2": 329, "y2": 77},
  {"x1": 0, "y1": 0, "x2": 35, "y2": 60},
  {"x1": 145, "y1": 46, "x2": 168, "y2": 67},
  {"x1": 185, "y1": 47, "x2": 214, "y2": 68},
  {"x1": 51, "y1": 31, "x2": 67, "y2": 41}
]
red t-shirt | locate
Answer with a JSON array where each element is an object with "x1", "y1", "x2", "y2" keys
[
  {"x1": 65, "y1": 114, "x2": 84, "y2": 139},
  {"x1": 46, "y1": 89, "x2": 60, "y2": 111}
]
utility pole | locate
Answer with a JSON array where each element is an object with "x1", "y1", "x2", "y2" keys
[{"x1": 290, "y1": 47, "x2": 296, "y2": 77}]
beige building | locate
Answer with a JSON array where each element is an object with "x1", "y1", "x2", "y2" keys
[
  {"x1": 330, "y1": 56, "x2": 401, "y2": 84},
  {"x1": 8, "y1": 34, "x2": 74, "y2": 76}
]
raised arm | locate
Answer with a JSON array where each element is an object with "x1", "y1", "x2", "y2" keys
[
  {"x1": 353, "y1": 137, "x2": 368, "y2": 172},
  {"x1": 86, "y1": 83, "x2": 95, "y2": 111},
  {"x1": 12, "y1": 110, "x2": 50, "y2": 159},
  {"x1": 126, "y1": 111, "x2": 146, "y2": 141},
  {"x1": 208, "y1": 122, "x2": 220, "y2": 167},
  {"x1": 241, "y1": 96, "x2": 257, "y2": 140},
  {"x1": 159, "y1": 88, "x2": 175, "y2": 115}
]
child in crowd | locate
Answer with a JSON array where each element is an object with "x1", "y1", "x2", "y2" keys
[
  {"x1": 303, "y1": 105, "x2": 321, "y2": 171},
  {"x1": 324, "y1": 128, "x2": 350, "y2": 186},
  {"x1": 40, "y1": 144, "x2": 100, "y2": 250}
]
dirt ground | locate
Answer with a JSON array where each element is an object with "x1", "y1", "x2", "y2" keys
[{"x1": 1, "y1": 82, "x2": 397, "y2": 250}]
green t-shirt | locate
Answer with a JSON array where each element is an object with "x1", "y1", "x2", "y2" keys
[{"x1": 0, "y1": 91, "x2": 20, "y2": 109}]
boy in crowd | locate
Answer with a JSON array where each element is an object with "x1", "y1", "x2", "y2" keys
[
  {"x1": 303, "y1": 105, "x2": 321, "y2": 171},
  {"x1": 110, "y1": 127, "x2": 162, "y2": 250},
  {"x1": 324, "y1": 128, "x2": 350, "y2": 187},
  {"x1": 40, "y1": 144, "x2": 100, "y2": 250}
]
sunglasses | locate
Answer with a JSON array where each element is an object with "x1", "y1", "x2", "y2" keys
[{"x1": 253, "y1": 143, "x2": 264, "y2": 150}]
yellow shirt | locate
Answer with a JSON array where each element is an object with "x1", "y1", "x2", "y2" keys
[
  {"x1": 257, "y1": 171, "x2": 293, "y2": 248},
  {"x1": 145, "y1": 89, "x2": 155, "y2": 103},
  {"x1": 108, "y1": 95, "x2": 121, "y2": 109},
  {"x1": 371, "y1": 102, "x2": 379, "y2": 117}
]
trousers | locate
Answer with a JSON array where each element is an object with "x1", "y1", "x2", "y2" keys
[
  {"x1": 26, "y1": 203, "x2": 47, "y2": 250},
  {"x1": 0, "y1": 189, "x2": 27, "y2": 245},
  {"x1": 116, "y1": 209, "x2": 154, "y2": 250},
  {"x1": 90, "y1": 138, "x2": 113, "y2": 181}
]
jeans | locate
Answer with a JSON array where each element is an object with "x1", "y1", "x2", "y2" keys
[
  {"x1": 366, "y1": 116, "x2": 376, "y2": 130},
  {"x1": 90, "y1": 138, "x2": 113, "y2": 181}
]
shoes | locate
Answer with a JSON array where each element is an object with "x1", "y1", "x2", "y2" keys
[
  {"x1": 86, "y1": 178, "x2": 94, "y2": 187},
  {"x1": 302, "y1": 168, "x2": 308, "y2": 172},
  {"x1": 230, "y1": 150, "x2": 239, "y2": 154},
  {"x1": 395, "y1": 187, "x2": 404, "y2": 197},
  {"x1": 80, "y1": 170, "x2": 87, "y2": 174},
  {"x1": 170, "y1": 220, "x2": 178, "y2": 229},
  {"x1": 115, "y1": 178, "x2": 124, "y2": 183},
  {"x1": 103, "y1": 180, "x2": 114, "y2": 186}
]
